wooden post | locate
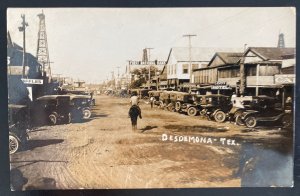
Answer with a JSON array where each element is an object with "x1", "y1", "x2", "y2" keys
[{"x1": 255, "y1": 64, "x2": 260, "y2": 96}]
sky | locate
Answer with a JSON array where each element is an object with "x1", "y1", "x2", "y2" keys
[{"x1": 7, "y1": 7, "x2": 296, "y2": 83}]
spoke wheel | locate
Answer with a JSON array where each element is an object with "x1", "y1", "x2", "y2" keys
[
  {"x1": 214, "y1": 110, "x2": 226, "y2": 122},
  {"x1": 9, "y1": 134, "x2": 19, "y2": 154},
  {"x1": 82, "y1": 109, "x2": 92, "y2": 119},
  {"x1": 187, "y1": 107, "x2": 197, "y2": 116},
  {"x1": 245, "y1": 116, "x2": 257, "y2": 128},
  {"x1": 235, "y1": 114, "x2": 244, "y2": 126},
  {"x1": 49, "y1": 114, "x2": 57, "y2": 125},
  {"x1": 175, "y1": 102, "x2": 181, "y2": 111}
]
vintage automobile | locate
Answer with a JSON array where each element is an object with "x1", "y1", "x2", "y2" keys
[
  {"x1": 8, "y1": 104, "x2": 30, "y2": 154},
  {"x1": 177, "y1": 94, "x2": 204, "y2": 116},
  {"x1": 70, "y1": 95, "x2": 92, "y2": 121},
  {"x1": 227, "y1": 96, "x2": 254, "y2": 125},
  {"x1": 199, "y1": 94, "x2": 232, "y2": 122},
  {"x1": 148, "y1": 90, "x2": 162, "y2": 106},
  {"x1": 238, "y1": 96, "x2": 293, "y2": 128},
  {"x1": 158, "y1": 91, "x2": 172, "y2": 109},
  {"x1": 31, "y1": 95, "x2": 72, "y2": 125},
  {"x1": 61, "y1": 90, "x2": 96, "y2": 106}
]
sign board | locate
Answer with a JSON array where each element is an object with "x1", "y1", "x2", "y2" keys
[
  {"x1": 7, "y1": 66, "x2": 29, "y2": 75},
  {"x1": 21, "y1": 78, "x2": 44, "y2": 85},
  {"x1": 129, "y1": 60, "x2": 166, "y2": 65},
  {"x1": 211, "y1": 81, "x2": 232, "y2": 90},
  {"x1": 274, "y1": 74, "x2": 295, "y2": 84}
]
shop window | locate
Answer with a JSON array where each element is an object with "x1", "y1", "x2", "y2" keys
[
  {"x1": 183, "y1": 64, "x2": 189, "y2": 74},
  {"x1": 246, "y1": 66, "x2": 257, "y2": 76},
  {"x1": 192, "y1": 64, "x2": 199, "y2": 70}
]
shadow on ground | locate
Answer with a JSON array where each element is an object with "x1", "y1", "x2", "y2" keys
[
  {"x1": 26, "y1": 139, "x2": 64, "y2": 150},
  {"x1": 141, "y1": 126, "x2": 158, "y2": 133}
]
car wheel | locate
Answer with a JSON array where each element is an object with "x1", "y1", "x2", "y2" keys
[
  {"x1": 82, "y1": 109, "x2": 92, "y2": 119},
  {"x1": 245, "y1": 116, "x2": 257, "y2": 128},
  {"x1": 187, "y1": 107, "x2": 197, "y2": 116},
  {"x1": 214, "y1": 110, "x2": 226, "y2": 122},
  {"x1": 175, "y1": 102, "x2": 181, "y2": 111},
  {"x1": 167, "y1": 103, "x2": 174, "y2": 111},
  {"x1": 282, "y1": 114, "x2": 292, "y2": 128},
  {"x1": 49, "y1": 113, "x2": 57, "y2": 125},
  {"x1": 235, "y1": 114, "x2": 244, "y2": 126},
  {"x1": 9, "y1": 134, "x2": 19, "y2": 154}
]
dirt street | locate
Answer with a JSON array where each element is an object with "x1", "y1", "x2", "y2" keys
[{"x1": 10, "y1": 95, "x2": 293, "y2": 189}]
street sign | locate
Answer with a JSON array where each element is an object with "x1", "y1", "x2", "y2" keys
[
  {"x1": 274, "y1": 74, "x2": 295, "y2": 84},
  {"x1": 21, "y1": 78, "x2": 44, "y2": 85}
]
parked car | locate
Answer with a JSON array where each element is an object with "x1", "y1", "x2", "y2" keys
[
  {"x1": 8, "y1": 104, "x2": 30, "y2": 154},
  {"x1": 148, "y1": 91, "x2": 162, "y2": 106},
  {"x1": 70, "y1": 95, "x2": 92, "y2": 121},
  {"x1": 238, "y1": 96, "x2": 293, "y2": 128},
  {"x1": 199, "y1": 94, "x2": 232, "y2": 122},
  {"x1": 62, "y1": 90, "x2": 96, "y2": 106},
  {"x1": 31, "y1": 95, "x2": 72, "y2": 125},
  {"x1": 159, "y1": 91, "x2": 172, "y2": 109},
  {"x1": 227, "y1": 96, "x2": 254, "y2": 125},
  {"x1": 173, "y1": 93, "x2": 199, "y2": 115}
]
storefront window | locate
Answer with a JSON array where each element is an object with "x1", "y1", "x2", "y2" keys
[{"x1": 183, "y1": 64, "x2": 189, "y2": 74}]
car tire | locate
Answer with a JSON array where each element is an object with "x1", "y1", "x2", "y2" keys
[
  {"x1": 235, "y1": 113, "x2": 244, "y2": 126},
  {"x1": 214, "y1": 110, "x2": 226, "y2": 122},
  {"x1": 82, "y1": 109, "x2": 92, "y2": 119},
  {"x1": 187, "y1": 107, "x2": 197, "y2": 116},
  {"x1": 245, "y1": 116, "x2": 257, "y2": 128},
  {"x1": 175, "y1": 102, "x2": 181, "y2": 111},
  {"x1": 9, "y1": 133, "x2": 19, "y2": 154},
  {"x1": 49, "y1": 113, "x2": 57, "y2": 125}
]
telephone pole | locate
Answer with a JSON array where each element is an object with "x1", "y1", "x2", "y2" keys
[
  {"x1": 183, "y1": 34, "x2": 197, "y2": 86},
  {"x1": 18, "y1": 14, "x2": 29, "y2": 78},
  {"x1": 145, "y1": 47, "x2": 154, "y2": 88}
]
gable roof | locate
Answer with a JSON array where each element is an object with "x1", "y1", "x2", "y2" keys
[
  {"x1": 207, "y1": 52, "x2": 243, "y2": 67},
  {"x1": 166, "y1": 47, "x2": 243, "y2": 64},
  {"x1": 246, "y1": 47, "x2": 295, "y2": 61}
]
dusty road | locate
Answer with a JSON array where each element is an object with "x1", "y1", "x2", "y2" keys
[{"x1": 10, "y1": 95, "x2": 293, "y2": 189}]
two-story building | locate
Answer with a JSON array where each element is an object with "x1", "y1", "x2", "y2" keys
[
  {"x1": 7, "y1": 32, "x2": 44, "y2": 104},
  {"x1": 165, "y1": 47, "x2": 241, "y2": 91},
  {"x1": 192, "y1": 52, "x2": 243, "y2": 94},
  {"x1": 241, "y1": 47, "x2": 295, "y2": 97}
]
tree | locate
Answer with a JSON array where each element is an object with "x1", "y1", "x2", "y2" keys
[{"x1": 130, "y1": 66, "x2": 157, "y2": 88}]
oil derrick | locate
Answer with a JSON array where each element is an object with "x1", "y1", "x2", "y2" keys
[
  {"x1": 277, "y1": 33, "x2": 285, "y2": 48},
  {"x1": 36, "y1": 11, "x2": 51, "y2": 80},
  {"x1": 142, "y1": 48, "x2": 148, "y2": 62}
]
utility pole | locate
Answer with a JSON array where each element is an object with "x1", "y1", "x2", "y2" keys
[
  {"x1": 145, "y1": 47, "x2": 154, "y2": 89},
  {"x1": 18, "y1": 14, "x2": 29, "y2": 78},
  {"x1": 116, "y1": 66, "x2": 120, "y2": 89},
  {"x1": 183, "y1": 34, "x2": 197, "y2": 87}
]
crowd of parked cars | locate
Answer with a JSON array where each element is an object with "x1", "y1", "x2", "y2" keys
[
  {"x1": 8, "y1": 90, "x2": 95, "y2": 154},
  {"x1": 147, "y1": 90, "x2": 293, "y2": 129}
]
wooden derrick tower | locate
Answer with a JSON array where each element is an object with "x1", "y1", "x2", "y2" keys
[{"x1": 36, "y1": 11, "x2": 51, "y2": 80}]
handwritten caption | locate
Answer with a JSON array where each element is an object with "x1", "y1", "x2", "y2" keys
[{"x1": 161, "y1": 134, "x2": 239, "y2": 146}]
